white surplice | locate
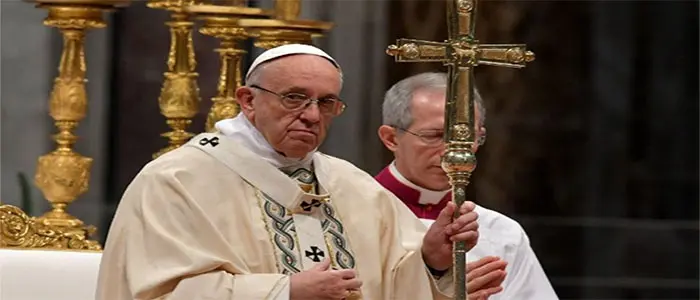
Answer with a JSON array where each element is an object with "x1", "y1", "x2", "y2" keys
[
  {"x1": 420, "y1": 210, "x2": 558, "y2": 300},
  {"x1": 380, "y1": 160, "x2": 558, "y2": 299},
  {"x1": 96, "y1": 123, "x2": 455, "y2": 299}
]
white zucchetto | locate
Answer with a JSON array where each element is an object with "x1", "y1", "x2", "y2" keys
[{"x1": 245, "y1": 44, "x2": 341, "y2": 82}]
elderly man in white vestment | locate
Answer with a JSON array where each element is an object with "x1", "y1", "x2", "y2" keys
[
  {"x1": 96, "y1": 45, "x2": 483, "y2": 300},
  {"x1": 376, "y1": 72, "x2": 559, "y2": 300}
]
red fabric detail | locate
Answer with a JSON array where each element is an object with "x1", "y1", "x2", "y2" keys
[{"x1": 375, "y1": 166, "x2": 450, "y2": 220}]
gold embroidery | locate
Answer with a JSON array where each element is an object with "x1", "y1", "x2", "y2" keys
[
  {"x1": 255, "y1": 190, "x2": 301, "y2": 274},
  {"x1": 256, "y1": 168, "x2": 357, "y2": 275}
]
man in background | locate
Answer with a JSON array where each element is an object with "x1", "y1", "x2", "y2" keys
[{"x1": 376, "y1": 72, "x2": 559, "y2": 299}]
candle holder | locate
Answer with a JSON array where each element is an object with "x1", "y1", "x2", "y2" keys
[
  {"x1": 185, "y1": 4, "x2": 271, "y2": 131},
  {"x1": 148, "y1": 0, "x2": 201, "y2": 159},
  {"x1": 29, "y1": 0, "x2": 130, "y2": 248},
  {"x1": 238, "y1": 0, "x2": 332, "y2": 49}
]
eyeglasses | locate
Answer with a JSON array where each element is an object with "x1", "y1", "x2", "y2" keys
[
  {"x1": 250, "y1": 84, "x2": 347, "y2": 116},
  {"x1": 396, "y1": 128, "x2": 444, "y2": 145},
  {"x1": 395, "y1": 127, "x2": 486, "y2": 146}
]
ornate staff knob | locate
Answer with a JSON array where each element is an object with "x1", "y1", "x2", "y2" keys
[
  {"x1": 385, "y1": 43, "x2": 420, "y2": 59},
  {"x1": 525, "y1": 51, "x2": 536, "y2": 62},
  {"x1": 385, "y1": 44, "x2": 401, "y2": 56}
]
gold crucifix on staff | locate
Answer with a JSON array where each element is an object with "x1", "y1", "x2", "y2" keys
[{"x1": 386, "y1": 0, "x2": 535, "y2": 299}]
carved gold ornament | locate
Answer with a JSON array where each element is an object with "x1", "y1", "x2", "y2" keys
[{"x1": 1, "y1": 204, "x2": 100, "y2": 251}]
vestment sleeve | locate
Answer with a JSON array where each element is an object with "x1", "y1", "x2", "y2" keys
[
  {"x1": 96, "y1": 171, "x2": 290, "y2": 300},
  {"x1": 378, "y1": 191, "x2": 455, "y2": 300},
  {"x1": 501, "y1": 229, "x2": 559, "y2": 300}
]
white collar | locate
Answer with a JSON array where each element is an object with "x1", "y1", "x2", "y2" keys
[
  {"x1": 388, "y1": 161, "x2": 450, "y2": 205},
  {"x1": 214, "y1": 113, "x2": 314, "y2": 170}
]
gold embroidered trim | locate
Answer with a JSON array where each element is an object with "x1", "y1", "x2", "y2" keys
[{"x1": 255, "y1": 190, "x2": 302, "y2": 275}]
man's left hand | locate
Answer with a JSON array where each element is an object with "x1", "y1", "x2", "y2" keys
[
  {"x1": 421, "y1": 201, "x2": 479, "y2": 271},
  {"x1": 467, "y1": 256, "x2": 507, "y2": 300}
]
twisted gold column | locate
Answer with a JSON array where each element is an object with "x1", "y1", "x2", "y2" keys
[
  {"x1": 31, "y1": 0, "x2": 129, "y2": 246},
  {"x1": 148, "y1": 0, "x2": 201, "y2": 159},
  {"x1": 238, "y1": 0, "x2": 333, "y2": 50},
  {"x1": 186, "y1": 4, "x2": 270, "y2": 131}
]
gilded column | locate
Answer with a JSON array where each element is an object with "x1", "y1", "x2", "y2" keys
[
  {"x1": 186, "y1": 4, "x2": 269, "y2": 131},
  {"x1": 31, "y1": 0, "x2": 130, "y2": 247},
  {"x1": 206, "y1": 39, "x2": 245, "y2": 131},
  {"x1": 149, "y1": 0, "x2": 201, "y2": 159},
  {"x1": 238, "y1": 0, "x2": 333, "y2": 50}
]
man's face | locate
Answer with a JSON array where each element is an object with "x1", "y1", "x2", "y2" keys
[
  {"x1": 236, "y1": 55, "x2": 343, "y2": 158},
  {"x1": 395, "y1": 89, "x2": 450, "y2": 190},
  {"x1": 382, "y1": 88, "x2": 484, "y2": 191}
]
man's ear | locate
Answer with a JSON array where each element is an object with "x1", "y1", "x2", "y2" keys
[
  {"x1": 378, "y1": 125, "x2": 399, "y2": 152},
  {"x1": 236, "y1": 86, "x2": 255, "y2": 116}
]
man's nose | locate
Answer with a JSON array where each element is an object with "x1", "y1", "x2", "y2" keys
[{"x1": 300, "y1": 102, "x2": 321, "y2": 123}]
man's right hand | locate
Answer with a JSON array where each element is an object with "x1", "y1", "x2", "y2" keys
[
  {"x1": 289, "y1": 258, "x2": 362, "y2": 300},
  {"x1": 467, "y1": 256, "x2": 508, "y2": 300}
]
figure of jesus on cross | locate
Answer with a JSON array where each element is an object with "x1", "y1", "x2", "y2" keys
[{"x1": 386, "y1": 0, "x2": 535, "y2": 299}]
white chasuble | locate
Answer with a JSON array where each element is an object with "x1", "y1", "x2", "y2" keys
[{"x1": 96, "y1": 132, "x2": 454, "y2": 300}]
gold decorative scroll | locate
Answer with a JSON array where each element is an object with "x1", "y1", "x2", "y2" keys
[
  {"x1": 386, "y1": 0, "x2": 535, "y2": 298},
  {"x1": 1, "y1": 204, "x2": 101, "y2": 251}
]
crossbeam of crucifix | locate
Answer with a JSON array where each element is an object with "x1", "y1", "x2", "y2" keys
[{"x1": 386, "y1": 0, "x2": 535, "y2": 299}]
